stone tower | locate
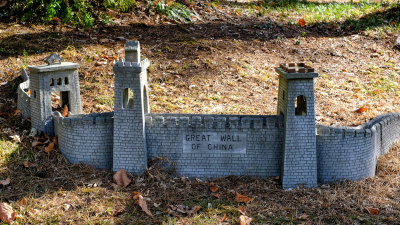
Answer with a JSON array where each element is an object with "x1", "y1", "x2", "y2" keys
[
  {"x1": 276, "y1": 63, "x2": 318, "y2": 189},
  {"x1": 112, "y1": 41, "x2": 150, "y2": 173},
  {"x1": 28, "y1": 53, "x2": 81, "y2": 135}
]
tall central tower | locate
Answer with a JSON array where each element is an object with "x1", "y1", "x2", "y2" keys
[
  {"x1": 113, "y1": 41, "x2": 150, "y2": 173},
  {"x1": 276, "y1": 63, "x2": 318, "y2": 189}
]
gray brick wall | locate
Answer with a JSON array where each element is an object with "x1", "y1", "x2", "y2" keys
[
  {"x1": 316, "y1": 125, "x2": 375, "y2": 183},
  {"x1": 53, "y1": 111, "x2": 114, "y2": 169},
  {"x1": 145, "y1": 114, "x2": 284, "y2": 178}
]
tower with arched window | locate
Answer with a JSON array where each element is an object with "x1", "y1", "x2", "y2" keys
[
  {"x1": 276, "y1": 63, "x2": 318, "y2": 189},
  {"x1": 112, "y1": 41, "x2": 150, "y2": 173}
]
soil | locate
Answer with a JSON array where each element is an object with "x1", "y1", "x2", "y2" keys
[{"x1": 0, "y1": 0, "x2": 399, "y2": 224}]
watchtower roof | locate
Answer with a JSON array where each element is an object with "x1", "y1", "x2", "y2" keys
[{"x1": 275, "y1": 63, "x2": 318, "y2": 79}]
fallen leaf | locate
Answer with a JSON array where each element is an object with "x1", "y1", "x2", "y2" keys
[
  {"x1": 239, "y1": 215, "x2": 253, "y2": 225},
  {"x1": 52, "y1": 16, "x2": 61, "y2": 22},
  {"x1": 346, "y1": 26, "x2": 351, "y2": 31},
  {"x1": 13, "y1": 109, "x2": 21, "y2": 116},
  {"x1": 84, "y1": 71, "x2": 89, "y2": 79},
  {"x1": 221, "y1": 213, "x2": 227, "y2": 222},
  {"x1": 61, "y1": 105, "x2": 68, "y2": 117},
  {"x1": 191, "y1": 205, "x2": 201, "y2": 215},
  {"x1": 18, "y1": 198, "x2": 27, "y2": 206},
  {"x1": 133, "y1": 192, "x2": 153, "y2": 217},
  {"x1": 365, "y1": 207, "x2": 379, "y2": 215},
  {"x1": 0, "y1": 178, "x2": 10, "y2": 186},
  {"x1": 209, "y1": 182, "x2": 219, "y2": 192},
  {"x1": 211, "y1": 193, "x2": 221, "y2": 199},
  {"x1": 0, "y1": 0, "x2": 7, "y2": 7},
  {"x1": 23, "y1": 161, "x2": 29, "y2": 168},
  {"x1": 95, "y1": 61, "x2": 107, "y2": 66},
  {"x1": 28, "y1": 208, "x2": 39, "y2": 217},
  {"x1": 354, "y1": 106, "x2": 367, "y2": 113},
  {"x1": 113, "y1": 169, "x2": 131, "y2": 188},
  {"x1": 32, "y1": 141, "x2": 44, "y2": 147},
  {"x1": 235, "y1": 192, "x2": 253, "y2": 203},
  {"x1": 372, "y1": 89, "x2": 380, "y2": 95},
  {"x1": 298, "y1": 18, "x2": 306, "y2": 27},
  {"x1": 0, "y1": 202, "x2": 16, "y2": 223},
  {"x1": 44, "y1": 141, "x2": 55, "y2": 153},
  {"x1": 298, "y1": 214, "x2": 309, "y2": 220},
  {"x1": 238, "y1": 205, "x2": 246, "y2": 215}
]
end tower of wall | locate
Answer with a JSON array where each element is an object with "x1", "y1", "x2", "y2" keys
[
  {"x1": 276, "y1": 63, "x2": 318, "y2": 189},
  {"x1": 28, "y1": 53, "x2": 81, "y2": 135},
  {"x1": 112, "y1": 41, "x2": 150, "y2": 173}
]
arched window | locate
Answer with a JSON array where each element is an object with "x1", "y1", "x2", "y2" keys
[
  {"x1": 295, "y1": 95, "x2": 307, "y2": 116},
  {"x1": 57, "y1": 78, "x2": 62, "y2": 85},
  {"x1": 49, "y1": 78, "x2": 54, "y2": 86},
  {"x1": 122, "y1": 88, "x2": 134, "y2": 108},
  {"x1": 64, "y1": 77, "x2": 69, "y2": 85}
]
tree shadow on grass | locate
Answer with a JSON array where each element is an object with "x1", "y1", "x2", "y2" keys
[{"x1": 0, "y1": 3, "x2": 398, "y2": 60}]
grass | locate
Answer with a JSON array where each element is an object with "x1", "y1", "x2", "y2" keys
[
  {"x1": 243, "y1": 0, "x2": 400, "y2": 32},
  {"x1": 0, "y1": 138, "x2": 19, "y2": 164}
]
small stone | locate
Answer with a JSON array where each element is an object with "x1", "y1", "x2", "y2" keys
[
  {"x1": 394, "y1": 36, "x2": 400, "y2": 49},
  {"x1": 116, "y1": 36, "x2": 126, "y2": 41},
  {"x1": 370, "y1": 53, "x2": 380, "y2": 58}
]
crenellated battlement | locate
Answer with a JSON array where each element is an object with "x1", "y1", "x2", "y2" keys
[
  {"x1": 145, "y1": 114, "x2": 283, "y2": 129},
  {"x1": 316, "y1": 124, "x2": 373, "y2": 138},
  {"x1": 53, "y1": 111, "x2": 114, "y2": 125}
]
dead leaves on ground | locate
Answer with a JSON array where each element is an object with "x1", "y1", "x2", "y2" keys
[
  {"x1": 60, "y1": 105, "x2": 69, "y2": 117},
  {"x1": 32, "y1": 133, "x2": 58, "y2": 153},
  {"x1": 209, "y1": 182, "x2": 219, "y2": 192},
  {"x1": 113, "y1": 169, "x2": 131, "y2": 188},
  {"x1": 168, "y1": 204, "x2": 201, "y2": 216},
  {"x1": 298, "y1": 18, "x2": 306, "y2": 27},
  {"x1": 0, "y1": 203, "x2": 16, "y2": 224},
  {"x1": 133, "y1": 192, "x2": 153, "y2": 217},
  {"x1": 365, "y1": 207, "x2": 379, "y2": 215},
  {"x1": 235, "y1": 192, "x2": 253, "y2": 203},
  {"x1": 239, "y1": 215, "x2": 253, "y2": 225},
  {"x1": 0, "y1": 178, "x2": 10, "y2": 186},
  {"x1": 354, "y1": 106, "x2": 368, "y2": 113}
]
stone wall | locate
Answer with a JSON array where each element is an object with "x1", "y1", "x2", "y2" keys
[
  {"x1": 145, "y1": 114, "x2": 284, "y2": 178},
  {"x1": 316, "y1": 125, "x2": 375, "y2": 183},
  {"x1": 53, "y1": 111, "x2": 114, "y2": 169}
]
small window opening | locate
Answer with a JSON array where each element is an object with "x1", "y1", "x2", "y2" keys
[
  {"x1": 57, "y1": 78, "x2": 62, "y2": 85},
  {"x1": 282, "y1": 90, "x2": 286, "y2": 100},
  {"x1": 295, "y1": 95, "x2": 307, "y2": 116},
  {"x1": 49, "y1": 78, "x2": 54, "y2": 86},
  {"x1": 64, "y1": 77, "x2": 69, "y2": 85},
  {"x1": 122, "y1": 88, "x2": 134, "y2": 108},
  {"x1": 33, "y1": 91, "x2": 37, "y2": 98},
  {"x1": 51, "y1": 91, "x2": 70, "y2": 111}
]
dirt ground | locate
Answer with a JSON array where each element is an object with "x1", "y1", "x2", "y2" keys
[{"x1": 0, "y1": 0, "x2": 400, "y2": 224}]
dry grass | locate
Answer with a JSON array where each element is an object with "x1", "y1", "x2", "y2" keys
[{"x1": 0, "y1": 0, "x2": 399, "y2": 223}]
